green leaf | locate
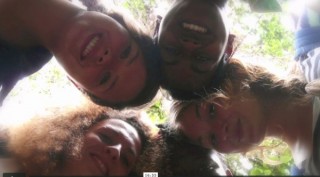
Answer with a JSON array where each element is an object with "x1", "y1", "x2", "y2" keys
[
  {"x1": 250, "y1": 168, "x2": 263, "y2": 175},
  {"x1": 248, "y1": 0, "x2": 282, "y2": 12}
]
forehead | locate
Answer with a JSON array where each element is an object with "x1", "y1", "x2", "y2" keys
[
  {"x1": 90, "y1": 118, "x2": 138, "y2": 137},
  {"x1": 178, "y1": 103, "x2": 198, "y2": 125}
]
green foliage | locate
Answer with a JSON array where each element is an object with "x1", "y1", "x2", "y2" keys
[
  {"x1": 121, "y1": 0, "x2": 156, "y2": 26},
  {"x1": 226, "y1": 138, "x2": 293, "y2": 176},
  {"x1": 228, "y1": 0, "x2": 294, "y2": 67},
  {"x1": 258, "y1": 15, "x2": 294, "y2": 57},
  {"x1": 249, "y1": 157, "x2": 292, "y2": 176},
  {"x1": 8, "y1": 59, "x2": 71, "y2": 98},
  {"x1": 146, "y1": 99, "x2": 167, "y2": 124},
  {"x1": 247, "y1": 0, "x2": 282, "y2": 12}
]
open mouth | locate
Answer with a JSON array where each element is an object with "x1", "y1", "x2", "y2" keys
[
  {"x1": 105, "y1": 76, "x2": 117, "y2": 92},
  {"x1": 81, "y1": 34, "x2": 102, "y2": 58},
  {"x1": 182, "y1": 22, "x2": 207, "y2": 33}
]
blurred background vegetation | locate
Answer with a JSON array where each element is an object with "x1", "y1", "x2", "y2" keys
[{"x1": 1, "y1": 0, "x2": 299, "y2": 175}]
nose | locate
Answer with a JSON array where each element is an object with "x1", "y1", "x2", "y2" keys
[
  {"x1": 180, "y1": 37, "x2": 201, "y2": 50},
  {"x1": 96, "y1": 49, "x2": 111, "y2": 65},
  {"x1": 105, "y1": 144, "x2": 122, "y2": 161},
  {"x1": 81, "y1": 49, "x2": 112, "y2": 67}
]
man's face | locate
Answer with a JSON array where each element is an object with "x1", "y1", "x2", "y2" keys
[{"x1": 158, "y1": 0, "x2": 228, "y2": 91}]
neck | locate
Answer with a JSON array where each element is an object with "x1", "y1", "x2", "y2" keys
[
  {"x1": 265, "y1": 101, "x2": 313, "y2": 157},
  {"x1": 0, "y1": 0, "x2": 82, "y2": 48}
]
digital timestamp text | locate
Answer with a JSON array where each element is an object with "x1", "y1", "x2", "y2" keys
[
  {"x1": 143, "y1": 172, "x2": 158, "y2": 177},
  {"x1": 3, "y1": 173, "x2": 25, "y2": 177}
]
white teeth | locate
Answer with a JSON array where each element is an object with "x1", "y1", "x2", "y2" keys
[
  {"x1": 82, "y1": 36, "x2": 100, "y2": 57},
  {"x1": 183, "y1": 23, "x2": 207, "y2": 33}
]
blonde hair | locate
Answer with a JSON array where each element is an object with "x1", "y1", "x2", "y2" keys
[
  {"x1": 171, "y1": 58, "x2": 313, "y2": 125},
  {"x1": 305, "y1": 79, "x2": 320, "y2": 96}
]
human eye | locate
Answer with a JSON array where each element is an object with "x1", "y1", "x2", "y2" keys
[
  {"x1": 164, "y1": 45, "x2": 181, "y2": 56},
  {"x1": 98, "y1": 133, "x2": 113, "y2": 144},
  {"x1": 121, "y1": 155, "x2": 130, "y2": 167},
  {"x1": 209, "y1": 104, "x2": 216, "y2": 118},
  {"x1": 205, "y1": 103, "x2": 216, "y2": 119},
  {"x1": 99, "y1": 73, "x2": 110, "y2": 85},
  {"x1": 120, "y1": 44, "x2": 132, "y2": 59}
]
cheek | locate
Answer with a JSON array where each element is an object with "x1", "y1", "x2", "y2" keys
[
  {"x1": 118, "y1": 59, "x2": 146, "y2": 95},
  {"x1": 159, "y1": 27, "x2": 178, "y2": 47},
  {"x1": 111, "y1": 29, "x2": 130, "y2": 54},
  {"x1": 82, "y1": 134, "x2": 102, "y2": 151},
  {"x1": 179, "y1": 118, "x2": 207, "y2": 141},
  {"x1": 71, "y1": 67, "x2": 103, "y2": 89}
]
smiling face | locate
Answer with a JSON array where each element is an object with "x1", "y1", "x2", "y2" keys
[
  {"x1": 60, "y1": 118, "x2": 142, "y2": 176},
  {"x1": 177, "y1": 98, "x2": 267, "y2": 153},
  {"x1": 51, "y1": 11, "x2": 146, "y2": 104},
  {"x1": 158, "y1": 0, "x2": 228, "y2": 91}
]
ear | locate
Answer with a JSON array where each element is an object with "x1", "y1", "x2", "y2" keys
[
  {"x1": 153, "y1": 15, "x2": 162, "y2": 44},
  {"x1": 224, "y1": 34, "x2": 236, "y2": 62}
]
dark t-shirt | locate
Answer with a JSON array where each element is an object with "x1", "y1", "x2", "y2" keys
[{"x1": 0, "y1": 39, "x2": 52, "y2": 105}]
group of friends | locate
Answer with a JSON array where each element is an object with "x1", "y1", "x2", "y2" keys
[{"x1": 0, "y1": 0, "x2": 320, "y2": 176}]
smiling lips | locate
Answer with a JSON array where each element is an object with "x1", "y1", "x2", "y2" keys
[
  {"x1": 224, "y1": 118, "x2": 243, "y2": 144},
  {"x1": 182, "y1": 22, "x2": 207, "y2": 33},
  {"x1": 81, "y1": 34, "x2": 102, "y2": 58},
  {"x1": 92, "y1": 154, "x2": 109, "y2": 176}
]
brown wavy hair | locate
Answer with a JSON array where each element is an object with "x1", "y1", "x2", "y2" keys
[
  {"x1": 170, "y1": 58, "x2": 312, "y2": 126},
  {"x1": 7, "y1": 101, "x2": 153, "y2": 175},
  {"x1": 133, "y1": 124, "x2": 227, "y2": 176}
]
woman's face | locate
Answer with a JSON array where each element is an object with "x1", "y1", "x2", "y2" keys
[
  {"x1": 60, "y1": 118, "x2": 142, "y2": 176},
  {"x1": 177, "y1": 98, "x2": 267, "y2": 153},
  {"x1": 158, "y1": 0, "x2": 228, "y2": 91},
  {"x1": 51, "y1": 11, "x2": 146, "y2": 104}
]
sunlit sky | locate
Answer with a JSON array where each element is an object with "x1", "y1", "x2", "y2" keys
[{"x1": 0, "y1": 59, "x2": 86, "y2": 126}]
